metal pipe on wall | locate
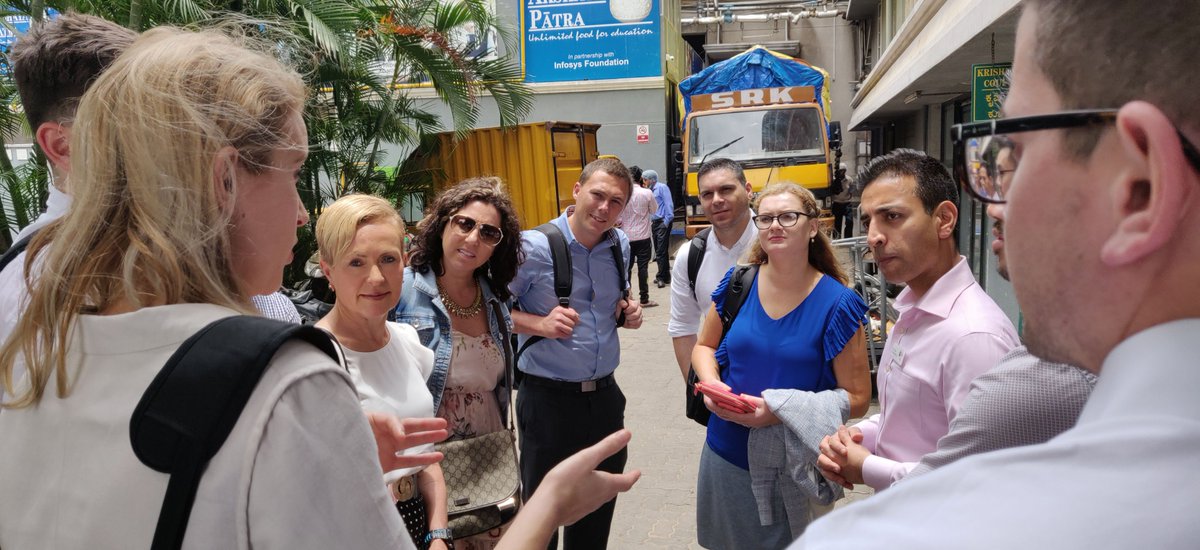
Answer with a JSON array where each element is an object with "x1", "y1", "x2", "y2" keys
[{"x1": 681, "y1": 6, "x2": 844, "y2": 26}]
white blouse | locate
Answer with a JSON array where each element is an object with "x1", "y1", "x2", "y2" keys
[{"x1": 341, "y1": 321, "x2": 437, "y2": 482}]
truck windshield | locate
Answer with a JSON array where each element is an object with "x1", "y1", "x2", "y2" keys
[{"x1": 689, "y1": 107, "x2": 823, "y2": 167}]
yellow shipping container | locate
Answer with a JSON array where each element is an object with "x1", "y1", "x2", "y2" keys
[{"x1": 419, "y1": 121, "x2": 601, "y2": 229}]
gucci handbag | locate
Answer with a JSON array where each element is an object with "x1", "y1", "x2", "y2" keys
[
  {"x1": 435, "y1": 302, "x2": 522, "y2": 538},
  {"x1": 436, "y1": 429, "x2": 521, "y2": 537}
]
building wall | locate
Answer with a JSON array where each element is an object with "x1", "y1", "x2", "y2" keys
[
  {"x1": 846, "y1": 0, "x2": 1023, "y2": 327},
  {"x1": 661, "y1": 0, "x2": 688, "y2": 85}
]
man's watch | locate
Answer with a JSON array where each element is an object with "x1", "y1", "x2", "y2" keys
[{"x1": 425, "y1": 528, "x2": 454, "y2": 548}]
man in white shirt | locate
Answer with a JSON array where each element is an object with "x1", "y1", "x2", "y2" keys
[
  {"x1": 0, "y1": 15, "x2": 308, "y2": 352},
  {"x1": 668, "y1": 158, "x2": 756, "y2": 382},
  {"x1": 0, "y1": 14, "x2": 137, "y2": 347},
  {"x1": 793, "y1": 1, "x2": 1200, "y2": 547}
]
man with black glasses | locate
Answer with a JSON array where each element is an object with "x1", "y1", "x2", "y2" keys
[{"x1": 793, "y1": 1, "x2": 1200, "y2": 547}]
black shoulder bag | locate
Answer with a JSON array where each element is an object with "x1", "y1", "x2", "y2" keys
[
  {"x1": 684, "y1": 264, "x2": 758, "y2": 427},
  {"x1": 0, "y1": 230, "x2": 38, "y2": 273}
]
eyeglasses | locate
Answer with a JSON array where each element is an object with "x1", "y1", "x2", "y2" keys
[
  {"x1": 952, "y1": 109, "x2": 1200, "y2": 204},
  {"x1": 752, "y1": 211, "x2": 814, "y2": 230},
  {"x1": 449, "y1": 214, "x2": 503, "y2": 246}
]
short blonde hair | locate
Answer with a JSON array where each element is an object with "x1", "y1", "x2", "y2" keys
[
  {"x1": 316, "y1": 194, "x2": 406, "y2": 264},
  {"x1": 745, "y1": 182, "x2": 847, "y2": 284},
  {"x1": 2, "y1": 27, "x2": 307, "y2": 408}
]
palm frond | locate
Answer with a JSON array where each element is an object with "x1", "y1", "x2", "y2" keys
[
  {"x1": 0, "y1": 155, "x2": 49, "y2": 238},
  {"x1": 0, "y1": 74, "x2": 30, "y2": 141},
  {"x1": 156, "y1": 0, "x2": 211, "y2": 24},
  {"x1": 473, "y1": 57, "x2": 533, "y2": 126}
]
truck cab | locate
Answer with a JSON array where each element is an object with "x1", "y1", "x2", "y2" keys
[{"x1": 682, "y1": 85, "x2": 839, "y2": 236}]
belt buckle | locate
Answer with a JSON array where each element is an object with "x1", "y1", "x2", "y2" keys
[
  {"x1": 580, "y1": 379, "x2": 597, "y2": 392},
  {"x1": 392, "y1": 475, "x2": 416, "y2": 501}
]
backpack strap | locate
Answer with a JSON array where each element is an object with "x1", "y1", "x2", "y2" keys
[
  {"x1": 130, "y1": 315, "x2": 341, "y2": 550},
  {"x1": 0, "y1": 229, "x2": 38, "y2": 274},
  {"x1": 535, "y1": 223, "x2": 572, "y2": 307},
  {"x1": 605, "y1": 230, "x2": 628, "y2": 327},
  {"x1": 686, "y1": 227, "x2": 712, "y2": 300},
  {"x1": 515, "y1": 223, "x2": 572, "y2": 366},
  {"x1": 719, "y1": 264, "x2": 758, "y2": 334},
  {"x1": 514, "y1": 223, "x2": 631, "y2": 366}
]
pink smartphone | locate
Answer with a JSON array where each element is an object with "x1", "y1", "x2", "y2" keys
[{"x1": 695, "y1": 382, "x2": 757, "y2": 414}]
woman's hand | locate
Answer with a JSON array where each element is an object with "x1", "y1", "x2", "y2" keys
[
  {"x1": 706, "y1": 393, "x2": 780, "y2": 428},
  {"x1": 365, "y1": 412, "x2": 448, "y2": 472}
]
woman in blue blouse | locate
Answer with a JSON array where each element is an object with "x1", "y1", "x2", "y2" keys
[
  {"x1": 691, "y1": 182, "x2": 871, "y2": 549},
  {"x1": 395, "y1": 177, "x2": 524, "y2": 549}
]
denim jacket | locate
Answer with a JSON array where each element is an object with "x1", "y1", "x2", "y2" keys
[{"x1": 394, "y1": 266, "x2": 514, "y2": 421}]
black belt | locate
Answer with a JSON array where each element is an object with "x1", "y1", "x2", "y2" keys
[{"x1": 521, "y1": 372, "x2": 616, "y2": 393}]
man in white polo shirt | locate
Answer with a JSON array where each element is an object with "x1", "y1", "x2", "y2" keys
[{"x1": 668, "y1": 158, "x2": 757, "y2": 382}]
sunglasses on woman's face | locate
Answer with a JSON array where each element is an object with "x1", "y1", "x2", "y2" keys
[{"x1": 450, "y1": 214, "x2": 503, "y2": 246}]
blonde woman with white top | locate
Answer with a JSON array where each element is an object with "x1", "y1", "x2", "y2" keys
[{"x1": 315, "y1": 194, "x2": 450, "y2": 550}]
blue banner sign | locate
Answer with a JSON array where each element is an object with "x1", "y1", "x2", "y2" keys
[
  {"x1": 523, "y1": 0, "x2": 661, "y2": 82},
  {"x1": 0, "y1": 16, "x2": 34, "y2": 53}
]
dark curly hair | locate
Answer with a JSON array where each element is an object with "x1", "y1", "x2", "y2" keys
[{"x1": 408, "y1": 177, "x2": 524, "y2": 301}]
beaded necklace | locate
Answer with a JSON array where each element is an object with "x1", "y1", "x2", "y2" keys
[{"x1": 437, "y1": 277, "x2": 483, "y2": 318}]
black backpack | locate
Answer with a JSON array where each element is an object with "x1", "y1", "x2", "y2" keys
[
  {"x1": 686, "y1": 227, "x2": 713, "y2": 300},
  {"x1": 130, "y1": 315, "x2": 342, "y2": 550},
  {"x1": 685, "y1": 264, "x2": 758, "y2": 427},
  {"x1": 513, "y1": 222, "x2": 628, "y2": 365},
  {"x1": 0, "y1": 230, "x2": 38, "y2": 273}
]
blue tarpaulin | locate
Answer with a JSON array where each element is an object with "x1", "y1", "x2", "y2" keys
[{"x1": 679, "y1": 45, "x2": 826, "y2": 120}]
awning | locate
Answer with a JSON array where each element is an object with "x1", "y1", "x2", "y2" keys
[{"x1": 849, "y1": 0, "x2": 1020, "y2": 130}]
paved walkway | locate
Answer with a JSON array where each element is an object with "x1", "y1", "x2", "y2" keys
[{"x1": 606, "y1": 280, "x2": 875, "y2": 549}]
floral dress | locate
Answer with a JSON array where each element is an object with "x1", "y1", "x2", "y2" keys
[{"x1": 436, "y1": 330, "x2": 506, "y2": 549}]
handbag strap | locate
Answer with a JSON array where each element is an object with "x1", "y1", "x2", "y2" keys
[{"x1": 490, "y1": 300, "x2": 516, "y2": 432}]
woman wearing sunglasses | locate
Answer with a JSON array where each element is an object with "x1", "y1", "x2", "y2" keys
[
  {"x1": 690, "y1": 182, "x2": 871, "y2": 549},
  {"x1": 396, "y1": 177, "x2": 524, "y2": 550}
]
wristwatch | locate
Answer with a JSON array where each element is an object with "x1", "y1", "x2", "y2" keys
[{"x1": 425, "y1": 528, "x2": 454, "y2": 549}]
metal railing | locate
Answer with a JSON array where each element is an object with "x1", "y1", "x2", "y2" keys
[{"x1": 831, "y1": 236, "x2": 894, "y2": 374}]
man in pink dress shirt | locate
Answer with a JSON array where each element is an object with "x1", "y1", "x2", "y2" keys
[{"x1": 816, "y1": 149, "x2": 1019, "y2": 491}]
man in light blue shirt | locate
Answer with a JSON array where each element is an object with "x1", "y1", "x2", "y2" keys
[
  {"x1": 646, "y1": 169, "x2": 674, "y2": 287},
  {"x1": 509, "y1": 157, "x2": 644, "y2": 550}
]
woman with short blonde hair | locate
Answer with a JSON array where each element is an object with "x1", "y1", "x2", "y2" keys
[{"x1": 315, "y1": 193, "x2": 451, "y2": 550}]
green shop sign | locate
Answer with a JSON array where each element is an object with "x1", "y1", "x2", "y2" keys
[{"x1": 971, "y1": 63, "x2": 1011, "y2": 121}]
